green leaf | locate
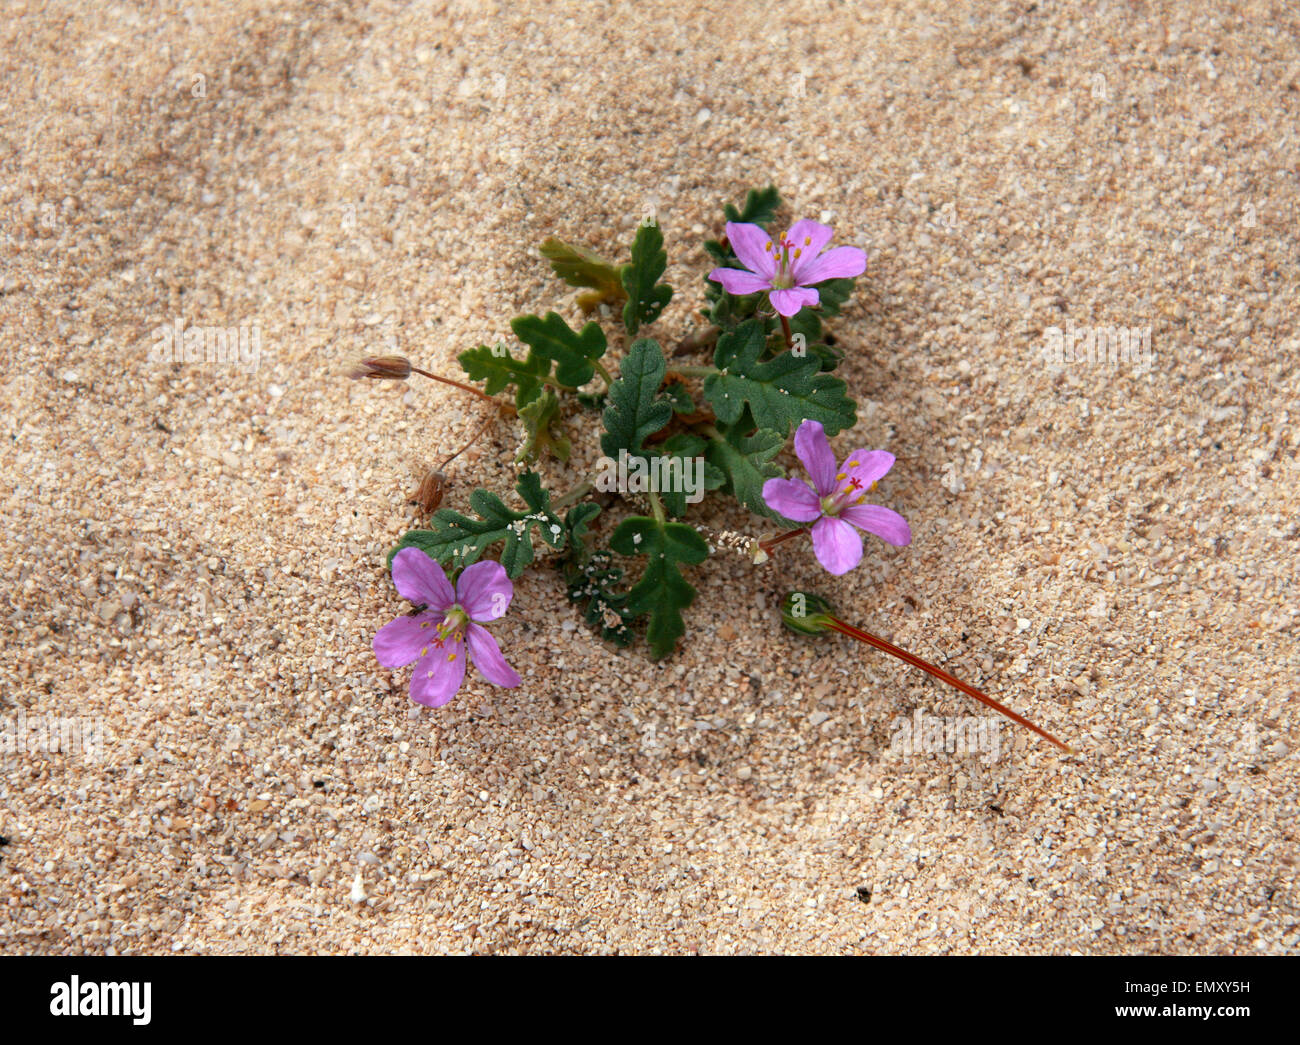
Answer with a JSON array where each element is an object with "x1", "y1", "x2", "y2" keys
[
  {"x1": 650, "y1": 433, "x2": 725, "y2": 518},
  {"x1": 611, "y1": 516, "x2": 709, "y2": 659},
  {"x1": 458, "y1": 343, "x2": 549, "y2": 407},
  {"x1": 511, "y1": 312, "x2": 608, "y2": 389},
  {"x1": 704, "y1": 318, "x2": 856, "y2": 437},
  {"x1": 661, "y1": 380, "x2": 695, "y2": 415},
  {"x1": 621, "y1": 223, "x2": 673, "y2": 335},
  {"x1": 723, "y1": 184, "x2": 782, "y2": 226},
  {"x1": 516, "y1": 387, "x2": 571, "y2": 464},
  {"x1": 539, "y1": 238, "x2": 626, "y2": 312},
  {"x1": 809, "y1": 276, "x2": 855, "y2": 317},
  {"x1": 561, "y1": 503, "x2": 636, "y2": 647},
  {"x1": 704, "y1": 425, "x2": 784, "y2": 517},
  {"x1": 599, "y1": 338, "x2": 672, "y2": 459},
  {"x1": 563, "y1": 501, "x2": 603, "y2": 551},
  {"x1": 389, "y1": 471, "x2": 563, "y2": 580}
]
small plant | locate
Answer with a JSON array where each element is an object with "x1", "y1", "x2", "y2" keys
[{"x1": 355, "y1": 186, "x2": 1070, "y2": 753}]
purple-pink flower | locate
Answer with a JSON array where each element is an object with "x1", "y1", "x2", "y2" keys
[
  {"x1": 374, "y1": 548, "x2": 521, "y2": 707},
  {"x1": 708, "y1": 219, "x2": 867, "y2": 317},
  {"x1": 762, "y1": 419, "x2": 911, "y2": 576}
]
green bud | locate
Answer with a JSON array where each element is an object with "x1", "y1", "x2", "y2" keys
[{"x1": 781, "y1": 591, "x2": 838, "y2": 636}]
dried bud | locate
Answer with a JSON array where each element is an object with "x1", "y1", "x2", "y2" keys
[
  {"x1": 410, "y1": 470, "x2": 445, "y2": 513},
  {"x1": 350, "y1": 355, "x2": 412, "y2": 381}
]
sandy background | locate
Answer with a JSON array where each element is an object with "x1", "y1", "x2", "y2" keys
[{"x1": 1, "y1": 0, "x2": 1297, "y2": 954}]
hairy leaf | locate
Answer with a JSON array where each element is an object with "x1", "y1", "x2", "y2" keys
[
  {"x1": 561, "y1": 502, "x2": 636, "y2": 647},
  {"x1": 390, "y1": 472, "x2": 563, "y2": 580},
  {"x1": 621, "y1": 223, "x2": 673, "y2": 335},
  {"x1": 511, "y1": 312, "x2": 608, "y2": 389},
  {"x1": 610, "y1": 516, "x2": 709, "y2": 659},
  {"x1": 539, "y1": 238, "x2": 626, "y2": 312},
  {"x1": 704, "y1": 319, "x2": 856, "y2": 437},
  {"x1": 650, "y1": 433, "x2": 725, "y2": 518},
  {"x1": 704, "y1": 425, "x2": 784, "y2": 517},
  {"x1": 516, "y1": 387, "x2": 571, "y2": 463},
  {"x1": 458, "y1": 343, "x2": 549, "y2": 407},
  {"x1": 723, "y1": 184, "x2": 782, "y2": 226},
  {"x1": 599, "y1": 338, "x2": 672, "y2": 459}
]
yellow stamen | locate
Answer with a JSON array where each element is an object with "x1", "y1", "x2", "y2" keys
[
  {"x1": 804, "y1": 236, "x2": 812, "y2": 246},
  {"x1": 420, "y1": 646, "x2": 428, "y2": 657},
  {"x1": 794, "y1": 248, "x2": 802, "y2": 258},
  {"x1": 847, "y1": 460, "x2": 859, "y2": 468},
  {"x1": 447, "y1": 652, "x2": 457, "y2": 661},
  {"x1": 835, "y1": 472, "x2": 847, "y2": 480},
  {"x1": 765, "y1": 240, "x2": 773, "y2": 251}
]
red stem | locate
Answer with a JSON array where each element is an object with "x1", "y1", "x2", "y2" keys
[
  {"x1": 825, "y1": 616, "x2": 1072, "y2": 752},
  {"x1": 758, "y1": 527, "x2": 808, "y2": 554},
  {"x1": 410, "y1": 365, "x2": 515, "y2": 414}
]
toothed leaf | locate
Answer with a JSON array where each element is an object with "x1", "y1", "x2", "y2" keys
[
  {"x1": 516, "y1": 387, "x2": 571, "y2": 464},
  {"x1": 704, "y1": 425, "x2": 785, "y2": 517},
  {"x1": 389, "y1": 471, "x2": 563, "y2": 580},
  {"x1": 621, "y1": 223, "x2": 673, "y2": 335},
  {"x1": 458, "y1": 343, "x2": 549, "y2": 407},
  {"x1": 539, "y1": 238, "x2": 626, "y2": 312},
  {"x1": 600, "y1": 338, "x2": 672, "y2": 459},
  {"x1": 611, "y1": 516, "x2": 709, "y2": 659},
  {"x1": 511, "y1": 311, "x2": 608, "y2": 389},
  {"x1": 703, "y1": 318, "x2": 856, "y2": 437}
]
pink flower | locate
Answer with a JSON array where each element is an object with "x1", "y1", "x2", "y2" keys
[
  {"x1": 708, "y1": 219, "x2": 867, "y2": 317},
  {"x1": 374, "y1": 549, "x2": 521, "y2": 707},
  {"x1": 762, "y1": 420, "x2": 911, "y2": 575}
]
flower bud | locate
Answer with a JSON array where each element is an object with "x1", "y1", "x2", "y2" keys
[
  {"x1": 350, "y1": 355, "x2": 412, "y2": 380},
  {"x1": 781, "y1": 591, "x2": 837, "y2": 636}
]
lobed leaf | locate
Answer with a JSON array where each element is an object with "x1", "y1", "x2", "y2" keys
[
  {"x1": 389, "y1": 472, "x2": 563, "y2": 580},
  {"x1": 511, "y1": 311, "x2": 608, "y2": 389},
  {"x1": 621, "y1": 223, "x2": 673, "y2": 335},
  {"x1": 703, "y1": 319, "x2": 856, "y2": 437},
  {"x1": 610, "y1": 516, "x2": 709, "y2": 659}
]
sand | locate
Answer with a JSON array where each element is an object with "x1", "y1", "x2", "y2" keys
[{"x1": 1, "y1": 0, "x2": 1296, "y2": 954}]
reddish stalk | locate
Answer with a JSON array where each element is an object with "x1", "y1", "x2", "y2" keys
[
  {"x1": 779, "y1": 313, "x2": 794, "y2": 350},
  {"x1": 758, "y1": 527, "x2": 807, "y2": 555},
  {"x1": 410, "y1": 365, "x2": 515, "y2": 415},
  {"x1": 824, "y1": 615, "x2": 1072, "y2": 753}
]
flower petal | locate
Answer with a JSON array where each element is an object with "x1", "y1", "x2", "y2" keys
[
  {"x1": 841, "y1": 504, "x2": 912, "y2": 546},
  {"x1": 839, "y1": 449, "x2": 896, "y2": 489},
  {"x1": 769, "y1": 286, "x2": 819, "y2": 316},
  {"x1": 794, "y1": 419, "x2": 837, "y2": 496},
  {"x1": 785, "y1": 220, "x2": 835, "y2": 281},
  {"x1": 811, "y1": 516, "x2": 864, "y2": 575},
  {"x1": 466, "y1": 623, "x2": 522, "y2": 688},
  {"x1": 456, "y1": 559, "x2": 513, "y2": 622},
  {"x1": 373, "y1": 611, "x2": 440, "y2": 668},
  {"x1": 409, "y1": 637, "x2": 467, "y2": 707},
  {"x1": 391, "y1": 548, "x2": 454, "y2": 610},
  {"x1": 708, "y1": 266, "x2": 774, "y2": 296},
  {"x1": 725, "y1": 222, "x2": 778, "y2": 279},
  {"x1": 795, "y1": 245, "x2": 867, "y2": 286},
  {"x1": 761, "y1": 478, "x2": 823, "y2": 522}
]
